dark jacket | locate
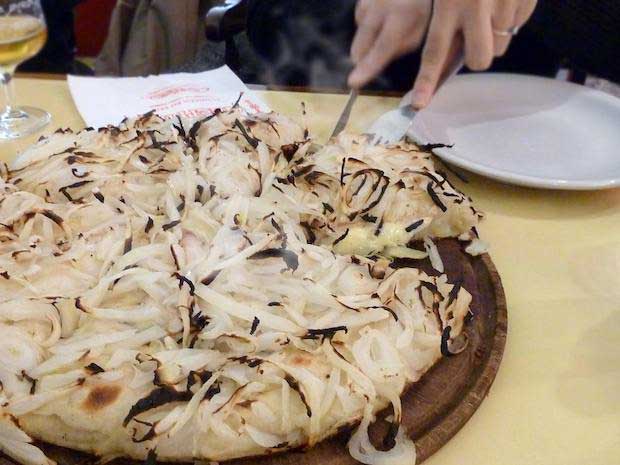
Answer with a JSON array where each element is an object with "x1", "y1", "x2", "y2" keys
[{"x1": 528, "y1": 0, "x2": 620, "y2": 83}]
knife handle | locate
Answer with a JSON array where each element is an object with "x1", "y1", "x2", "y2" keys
[{"x1": 437, "y1": 52, "x2": 465, "y2": 91}]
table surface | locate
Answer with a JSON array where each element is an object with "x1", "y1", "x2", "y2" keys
[{"x1": 1, "y1": 76, "x2": 619, "y2": 465}]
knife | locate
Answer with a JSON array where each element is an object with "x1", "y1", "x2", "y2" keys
[
  {"x1": 368, "y1": 54, "x2": 465, "y2": 144},
  {"x1": 329, "y1": 89, "x2": 358, "y2": 140}
]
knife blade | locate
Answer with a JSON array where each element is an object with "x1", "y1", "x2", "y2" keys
[{"x1": 329, "y1": 89, "x2": 358, "y2": 140}]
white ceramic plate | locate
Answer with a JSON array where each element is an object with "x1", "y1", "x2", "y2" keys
[{"x1": 407, "y1": 73, "x2": 620, "y2": 190}]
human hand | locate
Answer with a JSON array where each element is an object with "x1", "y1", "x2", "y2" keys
[
  {"x1": 348, "y1": 0, "x2": 538, "y2": 108},
  {"x1": 411, "y1": 0, "x2": 538, "y2": 108},
  {"x1": 348, "y1": 0, "x2": 433, "y2": 90}
]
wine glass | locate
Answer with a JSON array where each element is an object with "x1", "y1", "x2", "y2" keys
[{"x1": 0, "y1": 0, "x2": 50, "y2": 139}]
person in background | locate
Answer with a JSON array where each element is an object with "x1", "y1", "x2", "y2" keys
[
  {"x1": 19, "y1": 0, "x2": 85, "y2": 74},
  {"x1": 247, "y1": 0, "x2": 620, "y2": 102},
  {"x1": 96, "y1": 0, "x2": 214, "y2": 77}
]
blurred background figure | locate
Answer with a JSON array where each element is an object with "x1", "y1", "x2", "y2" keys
[
  {"x1": 95, "y1": 0, "x2": 214, "y2": 76},
  {"x1": 19, "y1": 0, "x2": 88, "y2": 74},
  {"x1": 18, "y1": 0, "x2": 218, "y2": 77}
]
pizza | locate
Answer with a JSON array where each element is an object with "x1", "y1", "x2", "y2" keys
[{"x1": 0, "y1": 106, "x2": 486, "y2": 465}]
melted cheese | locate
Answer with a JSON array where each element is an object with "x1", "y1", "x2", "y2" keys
[{"x1": 333, "y1": 223, "x2": 411, "y2": 256}]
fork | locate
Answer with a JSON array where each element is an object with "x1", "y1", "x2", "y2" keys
[{"x1": 368, "y1": 55, "x2": 465, "y2": 145}]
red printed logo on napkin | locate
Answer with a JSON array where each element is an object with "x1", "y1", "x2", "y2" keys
[
  {"x1": 142, "y1": 84, "x2": 263, "y2": 119},
  {"x1": 145, "y1": 85, "x2": 211, "y2": 100}
]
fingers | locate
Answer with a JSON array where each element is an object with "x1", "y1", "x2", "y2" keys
[
  {"x1": 513, "y1": 0, "x2": 538, "y2": 26},
  {"x1": 350, "y1": 8, "x2": 384, "y2": 64},
  {"x1": 349, "y1": 0, "x2": 433, "y2": 89},
  {"x1": 491, "y1": 0, "x2": 518, "y2": 56},
  {"x1": 349, "y1": 19, "x2": 411, "y2": 88},
  {"x1": 463, "y1": 2, "x2": 494, "y2": 69},
  {"x1": 492, "y1": 0, "x2": 537, "y2": 57},
  {"x1": 412, "y1": 8, "x2": 458, "y2": 108},
  {"x1": 440, "y1": 34, "x2": 464, "y2": 82},
  {"x1": 355, "y1": 0, "x2": 371, "y2": 24}
]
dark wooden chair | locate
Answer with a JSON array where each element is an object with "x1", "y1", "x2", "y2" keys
[{"x1": 205, "y1": 0, "x2": 250, "y2": 70}]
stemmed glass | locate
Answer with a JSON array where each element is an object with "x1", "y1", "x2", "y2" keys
[{"x1": 0, "y1": 0, "x2": 50, "y2": 139}]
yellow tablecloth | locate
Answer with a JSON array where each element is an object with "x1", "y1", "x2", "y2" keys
[{"x1": 1, "y1": 77, "x2": 619, "y2": 465}]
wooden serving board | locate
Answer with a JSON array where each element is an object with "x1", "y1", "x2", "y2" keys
[{"x1": 1, "y1": 239, "x2": 507, "y2": 465}]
